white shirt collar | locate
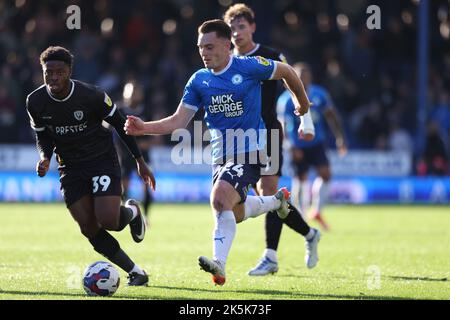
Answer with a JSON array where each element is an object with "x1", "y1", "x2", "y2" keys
[
  {"x1": 46, "y1": 80, "x2": 75, "y2": 102},
  {"x1": 211, "y1": 55, "x2": 234, "y2": 75}
]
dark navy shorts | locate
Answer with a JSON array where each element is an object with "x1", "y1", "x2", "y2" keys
[
  {"x1": 59, "y1": 153, "x2": 122, "y2": 208},
  {"x1": 212, "y1": 160, "x2": 262, "y2": 203},
  {"x1": 293, "y1": 144, "x2": 329, "y2": 176}
]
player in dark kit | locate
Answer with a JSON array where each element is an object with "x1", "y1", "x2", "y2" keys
[
  {"x1": 224, "y1": 4, "x2": 320, "y2": 276},
  {"x1": 26, "y1": 46, "x2": 155, "y2": 286}
]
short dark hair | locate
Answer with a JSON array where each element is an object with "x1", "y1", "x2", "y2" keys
[
  {"x1": 198, "y1": 19, "x2": 231, "y2": 40},
  {"x1": 40, "y1": 46, "x2": 74, "y2": 67},
  {"x1": 223, "y1": 3, "x2": 255, "y2": 24}
]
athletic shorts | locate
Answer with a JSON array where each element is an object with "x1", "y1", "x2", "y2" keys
[
  {"x1": 263, "y1": 121, "x2": 284, "y2": 177},
  {"x1": 59, "y1": 153, "x2": 122, "y2": 207},
  {"x1": 293, "y1": 144, "x2": 329, "y2": 176},
  {"x1": 212, "y1": 154, "x2": 263, "y2": 203}
]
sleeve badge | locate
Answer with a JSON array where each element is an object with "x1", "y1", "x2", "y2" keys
[
  {"x1": 255, "y1": 56, "x2": 270, "y2": 66},
  {"x1": 104, "y1": 93, "x2": 113, "y2": 107}
]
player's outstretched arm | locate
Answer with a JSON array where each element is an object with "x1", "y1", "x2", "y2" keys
[
  {"x1": 125, "y1": 103, "x2": 196, "y2": 136},
  {"x1": 272, "y1": 62, "x2": 312, "y2": 116},
  {"x1": 34, "y1": 130, "x2": 53, "y2": 177},
  {"x1": 27, "y1": 100, "x2": 53, "y2": 177}
]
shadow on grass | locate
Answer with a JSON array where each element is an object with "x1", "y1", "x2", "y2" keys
[
  {"x1": 386, "y1": 276, "x2": 448, "y2": 282},
  {"x1": 0, "y1": 289, "x2": 186, "y2": 300},
  {"x1": 0, "y1": 289, "x2": 88, "y2": 299},
  {"x1": 279, "y1": 273, "x2": 448, "y2": 283},
  {"x1": 0, "y1": 286, "x2": 414, "y2": 300},
  {"x1": 1, "y1": 282, "x2": 423, "y2": 300},
  {"x1": 276, "y1": 274, "x2": 324, "y2": 279},
  {"x1": 149, "y1": 285, "x2": 414, "y2": 300}
]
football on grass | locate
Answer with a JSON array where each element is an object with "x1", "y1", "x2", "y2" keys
[{"x1": 83, "y1": 261, "x2": 120, "y2": 296}]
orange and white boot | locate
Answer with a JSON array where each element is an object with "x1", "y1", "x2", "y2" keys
[
  {"x1": 198, "y1": 256, "x2": 226, "y2": 286},
  {"x1": 310, "y1": 211, "x2": 330, "y2": 231},
  {"x1": 275, "y1": 187, "x2": 291, "y2": 219}
]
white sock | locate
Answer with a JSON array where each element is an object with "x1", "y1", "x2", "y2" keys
[
  {"x1": 212, "y1": 210, "x2": 236, "y2": 267},
  {"x1": 300, "y1": 180, "x2": 311, "y2": 214},
  {"x1": 311, "y1": 177, "x2": 329, "y2": 213},
  {"x1": 263, "y1": 248, "x2": 278, "y2": 263},
  {"x1": 305, "y1": 228, "x2": 316, "y2": 241},
  {"x1": 243, "y1": 195, "x2": 281, "y2": 221},
  {"x1": 125, "y1": 203, "x2": 138, "y2": 219},
  {"x1": 291, "y1": 177, "x2": 301, "y2": 209},
  {"x1": 130, "y1": 264, "x2": 144, "y2": 275}
]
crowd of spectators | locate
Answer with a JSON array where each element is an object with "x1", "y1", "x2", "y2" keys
[{"x1": 0, "y1": 0, "x2": 449, "y2": 174}]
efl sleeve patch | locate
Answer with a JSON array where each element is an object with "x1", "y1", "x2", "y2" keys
[
  {"x1": 104, "y1": 93, "x2": 113, "y2": 107},
  {"x1": 256, "y1": 56, "x2": 270, "y2": 66}
]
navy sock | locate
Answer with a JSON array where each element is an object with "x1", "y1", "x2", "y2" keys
[
  {"x1": 265, "y1": 211, "x2": 283, "y2": 251},
  {"x1": 283, "y1": 204, "x2": 311, "y2": 236},
  {"x1": 89, "y1": 229, "x2": 135, "y2": 273},
  {"x1": 117, "y1": 206, "x2": 133, "y2": 231}
]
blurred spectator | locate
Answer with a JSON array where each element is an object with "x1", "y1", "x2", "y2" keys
[
  {"x1": 430, "y1": 90, "x2": 450, "y2": 135},
  {"x1": 417, "y1": 121, "x2": 449, "y2": 176},
  {"x1": 124, "y1": 9, "x2": 160, "y2": 55},
  {"x1": 0, "y1": 86, "x2": 17, "y2": 142},
  {"x1": 72, "y1": 28, "x2": 102, "y2": 83},
  {"x1": 388, "y1": 122, "x2": 413, "y2": 154}
]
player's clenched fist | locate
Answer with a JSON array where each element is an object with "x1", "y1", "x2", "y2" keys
[
  {"x1": 124, "y1": 115, "x2": 145, "y2": 136},
  {"x1": 294, "y1": 102, "x2": 313, "y2": 116},
  {"x1": 36, "y1": 158, "x2": 50, "y2": 177}
]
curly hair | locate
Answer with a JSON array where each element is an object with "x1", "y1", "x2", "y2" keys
[
  {"x1": 40, "y1": 46, "x2": 74, "y2": 67},
  {"x1": 223, "y1": 3, "x2": 255, "y2": 24}
]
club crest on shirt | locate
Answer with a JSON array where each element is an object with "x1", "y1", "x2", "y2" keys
[
  {"x1": 74, "y1": 110, "x2": 84, "y2": 121},
  {"x1": 255, "y1": 56, "x2": 270, "y2": 66},
  {"x1": 231, "y1": 74, "x2": 243, "y2": 85}
]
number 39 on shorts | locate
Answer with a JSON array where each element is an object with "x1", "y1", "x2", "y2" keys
[{"x1": 92, "y1": 175, "x2": 111, "y2": 193}]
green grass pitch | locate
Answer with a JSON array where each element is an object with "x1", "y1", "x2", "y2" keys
[{"x1": 0, "y1": 203, "x2": 449, "y2": 300}]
